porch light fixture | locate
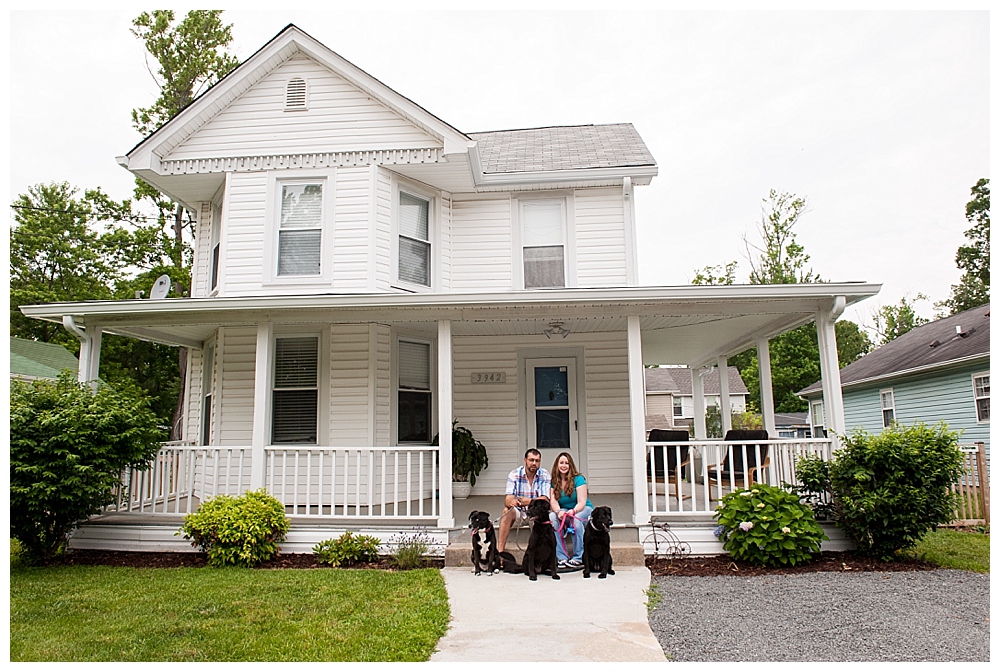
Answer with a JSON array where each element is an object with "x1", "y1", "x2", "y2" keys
[{"x1": 544, "y1": 320, "x2": 570, "y2": 339}]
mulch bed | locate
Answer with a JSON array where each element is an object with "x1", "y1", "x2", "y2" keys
[
  {"x1": 49, "y1": 550, "x2": 444, "y2": 571},
  {"x1": 646, "y1": 551, "x2": 937, "y2": 577}
]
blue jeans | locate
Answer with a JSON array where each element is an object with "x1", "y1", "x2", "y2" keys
[{"x1": 549, "y1": 505, "x2": 592, "y2": 563}]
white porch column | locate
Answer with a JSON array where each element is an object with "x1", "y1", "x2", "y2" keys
[
  {"x1": 250, "y1": 322, "x2": 274, "y2": 490},
  {"x1": 692, "y1": 367, "x2": 707, "y2": 440},
  {"x1": 437, "y1": 319, "x2": 455, "y2": 528},
  {"x1": 717, "y1": 356, "x2": 732, "y2": 435},
  {"x1": 756, "y1": 337, "x2": 777, "y2": 436},
  {"x1": 816, "y1": 302, "x2": 847, "y2": 441},
  {"x1": 627, "y1": 316, "x2": 650, "y2": 525}
]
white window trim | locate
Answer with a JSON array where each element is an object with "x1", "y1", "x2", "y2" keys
[
  {"x1": 880, "y1": 388, "x2": 896, "y2": 428},
  {"x1": 972, "y1": 371, "x2": 990, "y2": 424},
  {"x1": 390, "y1": 176, "x2": 438, "y2": 293},
  {"x1": 270, "y1": 329, "x2": 330, "y2": 446},
  {"x1": 263, "y1": 170, "x2": 336, "y2": 287},
  {"x1": 210, "y1": 201, "x2": 223, "y2": 295},
  {"x1": 390, "y1": 331, "x2": 437, "y2": 446},
  {"x1": 511, "y1": 191, "x2": 577, "y2": 290},
  {"x1": 201, "y1": 337, "x2": 216, "y2": 447},
  {"x1": 810, "y1": 400, "x2": 825, "y2": 436}
]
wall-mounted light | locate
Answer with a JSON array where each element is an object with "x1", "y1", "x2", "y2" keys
[{"x1": 544, "y1": 320, "x2": 570, "y2": 339}]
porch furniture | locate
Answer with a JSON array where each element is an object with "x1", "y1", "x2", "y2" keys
[
  {"x1": 647, "y1": 429, "x2": 692, "y2": 501},
  {"x1": 706, "y1": 430, "x2": 770, "y2": 495}
]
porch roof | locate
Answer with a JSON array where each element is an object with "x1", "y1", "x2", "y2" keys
[{"x1": 21, "y1": 282, "x2": 879, "y2": 368}]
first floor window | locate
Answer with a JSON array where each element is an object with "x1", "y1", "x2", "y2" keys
[
  {"x1": 810, "y1": 400, "x2": 826, "y2": 439},
  {"x1": 202, "y1": 344, "x2": 214, "y2": 446},
  {"x1": 272, "y1": 336, "x2": 318, "y2": 444},
  {"x1": 398, "y1": 340, "x2": 431, "y2": 442},
  {"x1": 521, "y1": 199, "x2": 566, "y2": 289},
  {"x1": 278, "y1": 183, "x2": 323, "y2": 276},
  {"x1": 973, "y1": 374, "x2": 990, "y2": 422},
  {"x1": 398, "y1": 191, "x2": 431, "y2": 286},
  {"x1": 880, "y1": 389, "x2": 895, "y2": 427}
]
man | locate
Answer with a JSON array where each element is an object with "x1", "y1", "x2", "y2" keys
[{"x1": 497, "y1": 448, "x2": 551, "y2": 553}]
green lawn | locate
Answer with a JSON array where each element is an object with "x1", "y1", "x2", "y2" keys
[
  {"x1": 10, "y1": 564, "x2": 450, "y2": 662},
  {"x1": 907, "y1": 527, "x2": 990, "y2": 573}
]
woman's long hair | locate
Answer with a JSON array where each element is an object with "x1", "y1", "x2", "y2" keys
[{"x1": 551, "y1": 452, "x2": 580, "y2": 499}]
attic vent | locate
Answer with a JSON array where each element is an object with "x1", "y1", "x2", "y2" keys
[{"x1": 285, "y1": 78, "x2": 307, "y2": 110}]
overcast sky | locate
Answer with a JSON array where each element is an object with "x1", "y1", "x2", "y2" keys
[{"x1": 8, "y1": 9, "x2": 991, "y2": 328}]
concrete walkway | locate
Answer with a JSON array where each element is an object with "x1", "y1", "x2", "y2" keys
[{"x1": 430, "y1": 566, "x2": 667, "y2": 662}]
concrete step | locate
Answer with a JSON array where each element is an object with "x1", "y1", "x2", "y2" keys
[{"x1": 445, "y1": 541, "x2": 645, "y2": 568}]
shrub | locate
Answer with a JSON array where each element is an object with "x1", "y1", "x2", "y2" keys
[
  {"x1": 10, "y1": 373, "x2": 164, "y2": 563},
  {"x1": 313, "y1": 532, "x2": 382, "y2": 567},
  {"x1": 827, "y1": 423, "x2": 963, "y2": 560},
  {"x1": 790, "y1": 454, "x2": 837, "y2": 521},
  {"x1": 179, "y1": 489, "x2": 290, "y2": 567},
  {"x1": 388, "y1": 530, "x2": 432, "y2": 569},
  {"x1": 713, "y1": 483, "x2": 827, "y2": 567}
]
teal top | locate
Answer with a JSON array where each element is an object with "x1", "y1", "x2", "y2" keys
[{"x1": 554, "y1": 474, "x2": 592, "y2": 510}]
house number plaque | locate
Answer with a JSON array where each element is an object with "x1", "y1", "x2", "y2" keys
[{"x1": 471, "y1": 372, "x2": 506, "y2": 384}]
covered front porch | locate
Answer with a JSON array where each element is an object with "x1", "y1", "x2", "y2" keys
[{"x1": 21, "y1": 283, "x2": 877, "y2": 553}]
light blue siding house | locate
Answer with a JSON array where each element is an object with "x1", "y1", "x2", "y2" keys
[{"x1": 800, "y1": 304, "x2": 989, "y2": 464}]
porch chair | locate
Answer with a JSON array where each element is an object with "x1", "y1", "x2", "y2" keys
[
  {"x1": 706, "y1": 429, "x2": 770, "y2": 496},
  {"x1": 646, "y1": 429, "x2": 692, "y2": 501}
]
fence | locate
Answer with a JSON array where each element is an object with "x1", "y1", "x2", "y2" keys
[{"x1": 946, "y1": 442, "x2": 990, "y2": 527}]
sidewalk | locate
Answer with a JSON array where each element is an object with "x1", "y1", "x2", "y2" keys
[{"x1": 430, "y1": 566, "x2": 667, "y2": 662}]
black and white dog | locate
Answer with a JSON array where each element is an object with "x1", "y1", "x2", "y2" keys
[
  {"x1": 582, "y1": 505, "x2": 615, "y2": 579},
  {"x1": 468, "y1": 510, "x2": 499, "y2": 575},
  {"x1": 524, "y1": 498, "x2": 560, "y2": 581}
]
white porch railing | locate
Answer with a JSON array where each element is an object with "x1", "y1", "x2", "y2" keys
[
  {"x1": 646, "y1": 438, "x2": 834, "y2": 516},
  {"x1": 107, "y1": 445, "x2": 439, "y2": 520}
]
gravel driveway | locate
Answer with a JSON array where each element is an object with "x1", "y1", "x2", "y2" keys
[{"x1": 648, "y1": 569, "x2": 989, "y2": 662}]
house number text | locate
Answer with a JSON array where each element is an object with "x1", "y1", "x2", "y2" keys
[{"x1": 471, "y1": 372, "x2": 506, "y2": 384}]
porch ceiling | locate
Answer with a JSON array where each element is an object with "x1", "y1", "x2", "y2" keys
[{"x1": 20, "y1": 283, "x2": 880, "y2": 367}]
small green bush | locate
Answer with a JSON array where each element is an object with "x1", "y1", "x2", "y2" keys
[
  {"x1": 313, "y1": 532, "x2": 382, "y2": 567},
  {"x1": 713, "y1": 483, "x2": 827, "y2": 567},
  {"x1": 179, "y1": 489, "x2": 290, "y2": 567},
  {"x1": 828, "y1": 423, "x2": 964, "y2": 560},
  {"x1": 389, "y1": 530, "x2": 431, "y2": 569}
]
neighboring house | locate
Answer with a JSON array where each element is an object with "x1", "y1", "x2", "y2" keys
[
  {"x1": 645, "y1": 366, "x2": 748, "y2": 433},
  {"x1": 774, "y1": 412, "x2": 811, "y2": 439},
  {"x1": 10, "y1": 337, "x2": 79, "y2": 382},
  {"x1": 800, "y1": 304, "x2": 989, "y2": 462},
  {"x1": 21, "y1": 25, "x2": 878, "y2": 553}
]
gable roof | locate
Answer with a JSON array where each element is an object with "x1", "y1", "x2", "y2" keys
[
  {"x1": 469, "y1": 124, "x2": 656, "y2": 175},
  {"x1": 799, "y1": 303, "x2": 990, "y2": 395},
  {"x1": 10, "y1": 337, "x2": 79, "y2": 380},
  {"x1": 645, "y1": 366, "x2": 749, "y2": 396}
]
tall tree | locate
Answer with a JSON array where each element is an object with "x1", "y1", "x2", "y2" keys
[
  {"x1": 869, "y1": 294, "x2": 929, "y2": 346},
  {"x1": 939, "y1": 178, "x2": 990, "y2": 314},
  {"x1": 130, "y1": 9, "x2": 239, "y2": 438},
  {"x1": 745, "y1": 190, "x2": 818, "y2": 284}
]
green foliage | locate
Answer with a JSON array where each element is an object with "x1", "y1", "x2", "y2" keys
[
  {"x1": 827, "y1": 423, "x2": 964, "y2": 560},
  {"x1": 435, "y1": 421, "x2": 489, "y2": 485},
  {"x1": 789, "y1": 455, "x2": 837, "y2": 521},
  {"x1": 10, "y1": 373, "x2": 165, "y2": 562},
  {"x1": 746, "y1": 190, "x2": 818, "y2": 285},
  {"x1": 713, "y1": 483, "x2": 827, "y2": 567},
  {"x1": 870, "y1": 294, "x2": 929, "y2": 346},
  {"x1": 704, "y1": 405, "x2": 723, "y2": 438},
  {"x1": 312, "y1": 532, "x2": 383, "y2": 567},
  {"x1": 939, "y1": 178, "x2": 989, "y2": 314},
  {"x1": 389, "y1": 530, "x2": 432, "y2": 570},
  {"x1": 691, "y1": 261, "x2": 737, "y2": 285},
  {"x1": 179, "y1": 490, "x2": 290, "y2": 567}
]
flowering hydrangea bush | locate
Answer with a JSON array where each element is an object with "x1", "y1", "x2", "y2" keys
[{"x1": 713, "y1": 483, "x2": 827, "y2": 567}]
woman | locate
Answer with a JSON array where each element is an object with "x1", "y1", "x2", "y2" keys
[{"x1": 548, "y1": 452, "x2": 593, "y2": 569}]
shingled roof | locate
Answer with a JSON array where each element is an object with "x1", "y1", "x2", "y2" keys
[
  {"x1": 10, "y1": 337, "x2": 79, "y2": 381},
  {"x1": 645, "y1": 366, "x2": 749, "y2": 396},
  {"x1": 468, "y1": 124, "x2": 656, "y2": 174},
  {"x1": 799, "y1": 303, "x2": 990, "y2": 395}
]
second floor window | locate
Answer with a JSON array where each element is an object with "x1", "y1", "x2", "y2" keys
[
  {"x1": 398, "y1": 191, "x2": 431, "y2": 287},
  {"x1": 278, "y1": 183, "x2": 324, "y2": 276},
  {"x1": 521, "y1": 199, "x2": 566, "y2": 289},
  {"x1": 880, "y1": 389, "x2": 895, "y2": 427}
]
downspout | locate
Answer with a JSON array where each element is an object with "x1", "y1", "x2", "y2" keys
[
  {"x1": 622, "y1": 177, "x2": 637, "y2": 286},
  {"x1": 62, "y1": 315, "x2": 92, "y2": 385}
]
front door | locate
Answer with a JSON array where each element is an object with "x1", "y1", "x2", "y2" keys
[{"x1": 525, "y1": 358, "x2": 580, "y2": 470}]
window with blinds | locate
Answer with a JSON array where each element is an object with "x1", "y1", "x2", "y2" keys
[
  {"x1": 521, "y1": 200, "x2": 565, "y2": 288},
  {"x1": 398, "y1": 340, "x2": 431, "y2": 443},
  {"x1": 398, "y1": 191, "x2": 431, "y2": 286},
  {"x1": 278, "y1": 183, "x2": 323, "y2": 276},
  {"x1": 272, "y1": 336, "x2": 318, "y2": 444}
]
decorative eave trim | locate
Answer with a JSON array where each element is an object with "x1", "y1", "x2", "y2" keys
[{"x1": 158, "y1": 148, "x2": 447, "y2": 175}]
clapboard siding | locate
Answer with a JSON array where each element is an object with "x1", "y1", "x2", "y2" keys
[
  {"x1": 574, "y1": 187, "x2": 628, "y2": 287},
  {"x1": 217, "y1": 327, "x2": 257, "y2": 445},
  {"x1": 329, "y1": 324, "x2": 373, "y2": 445},
  {"x1": 374, "y1": 325, "x2": 392, "y2": 445},
  {"x1": 374, "y1": 168, "x2": 393, "y2": 290},
  {"x1": 186, "y1": 347, "x2": 205, "y2": 444},
  {"x1": 192, "y1": 202, "x2": 213, "y2": 297},
  {"x1": 450, "y1": 197, "x2": 513, "y2": 291},
  {"x1": 167, "y1": 53, "x2": 441, "y2": 161},
  {"x1": 222, "y1": 173, "x2": 268, "y2": 295},
  {"x1": 842, "y1": 362, "x2": 990, "y2": 458},
  {"x1": 439, "y1": 194, "x2": 453, "y2": 289},
  {"x1": 582, "y1": 336, "x2": 632, "y2": 490},
  {"x1": 332, "y1": 167, "x2": 372, "y2": 291}
]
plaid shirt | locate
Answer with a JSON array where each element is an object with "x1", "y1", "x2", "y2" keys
[{"x1": 505, "y1": 465, "x2": 551, "y2": 507}]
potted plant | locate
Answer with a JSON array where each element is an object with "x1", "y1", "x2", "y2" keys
[{"x1": 435, "y1": 421, "x2": 488, "y2": 499}]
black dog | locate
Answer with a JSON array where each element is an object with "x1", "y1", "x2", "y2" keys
[
  {"x1": 582, "y1": 506, "x2": 615, "y2": 579},
  {"x1": 468, "y1": 510, "x2": 499, "y2": 575},
  {"x1": 524, "y1": 498, "x2": 559, "y2": 581}
]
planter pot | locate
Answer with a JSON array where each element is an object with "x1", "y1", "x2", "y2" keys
[{"x1": 452, "y1": 481, "x2": 472, "y2": 499}]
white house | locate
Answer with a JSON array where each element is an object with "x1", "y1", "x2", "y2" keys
[
  {"x1": 645, "y1": 366, "x2": 748, "y2": 433},
  {"x1": 21, "y1": 25, "x2": 877, "y2": 555}
]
